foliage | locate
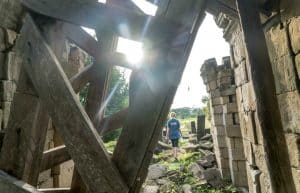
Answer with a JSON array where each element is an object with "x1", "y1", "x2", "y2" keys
[
  {"x1": 171, "y1": 107, "x2": 204, "y2": 119},
  {"x1": 79, "y1": 65, "x2": 129, "y2": 142},
  {"x1": 201, "y1": 95, "x2": 211, "y2": 121}
]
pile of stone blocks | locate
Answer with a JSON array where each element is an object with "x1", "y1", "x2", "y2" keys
[{"x1": 201, "y1": 57, "x2": 248, "y2": 187}]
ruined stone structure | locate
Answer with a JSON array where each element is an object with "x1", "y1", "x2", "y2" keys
[{"x1": 0, "y1": 0, "x2": 300, "y2": 193}]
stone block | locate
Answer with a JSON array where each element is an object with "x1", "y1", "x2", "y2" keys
[
  {"x1": 226, "y1": 125, "x2": 242, "y2": 137},
  {"x1": 223, "y1": 103, "x2": 238, "y2": 113},
  {"x1": 240, "y1": 111, "x2": 259, "y2": 144},
  {"x1": 235, "y1": 86, "x2": 243, "y2": 107},
  {"x1": 231, "y1": 170, "x2": 248, "y2": 187},
  {"x1": 0, "y1": 27, "x2": 6, "y2": 51},
  {"x1": 232, "y1": 32, "x2": 246, "y2": 64},
  {"x1": 210, "y1": 89, "x2": 221, "y2": 98},
  {"x1": 241, "y1": 83, "x2": 256, "y2": 112},
  {"x1": 296, "y1": 54, "x2": 300, "y2": 79},
  {"x1": 226, "y1": 137, "x2": 243, "y2": 149},
  {"x1": 292, "y1": 168, "x2": 300, "y2": 193},
  {"x1": 285, "y1": 133, "x2": 300, "y2": 167},
  {"x1": 234, "y1": 60, "x2": 248, "y2": 86},
  {"x1": 207, "y1": 80, "x2": 218, "y2": 91},
  {"x1": 289, "y1": 17, "x2": 300, "y2": 54},
  {"x1": 213, "y1": 105, "x2": 223, "y2": 114},
  {"x1": 271, "y1": 55, "x2": 298, "y2": 94},
  {"x1": 266, "y1": 23, "x2": 290, "y2": 59},
  {"x1": 230, "y1": 160, "x2": 239, "y2": 171},
  {"x1": 218, "y1": 68, "x2": 233, "y2": 78},
  {"x1": 220, "y1": 86, "x2": 236, "y2": 96},
  {"x1": 0, "y1": 80, "x2": 16, "y2": 102},
  {"x1": 213, "y1": 135, "x2": 227, "y2": 148},
  {"x1": 228, "y1": 147, "x2": 246, "y2": 161},
  {"x1": 0, "y1": 52, "x2": 5, "y2": 79},
  {"x1": 212, "y1": 113, "x2": 223, "y2": 126},
  {"x1": 220, "y1": 169, "x2": 231, "y2": 180},
  {"x1": 234, "y1": 113, "x2": 240, "y2": 124},
  {"x1": 223, "y1": 113, "x2": 238, "y2": 126},
  {"x1": 216, "y1": 125, "x2": 226, "y2": 136},
  {"x1": 6, "y1": 29, "x2": 17, "y2": 49},
  {"x1": 277, "y1": 91, "x2": 300, "y2": 134},
  {"x1": 215, "y1": 156, "x2": 230, "y2": 169},
  {"x1": 218, "y1": 76, "x2": 233, "y2": 86},
  {"x1": 237, "y1": 160, "x2": 247, "y2": 172},
  {"x1": 215, "y1": 147, "x2": 229, "y2": 158},
  {"x1": 2, "y1": 102, "x2": 11, "y2": 129}
]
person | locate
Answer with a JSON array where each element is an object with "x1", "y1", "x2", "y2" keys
[{"x1": 166, "y1": 112, "x2": 182, "y2": 160}]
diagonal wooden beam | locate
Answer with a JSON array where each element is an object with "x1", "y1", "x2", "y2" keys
[
  {"x1": 40, "y1": 108, "x2": 128, "y2": 171},
  {"x1": 20, "y1": 15, "x2": 128, "y2": 193},
  {"x1": 236, "y1": 0, "x2": 296, "y2": 192},
  {"x1": 112, "y1": 1, "x2": 207, "y2": 192},
  {"x1": 21, "y1": 0, "x2": 183, "y2": 41},
  {"x1": 70, "y1": 64, "x2": 93, "y2": 94}
]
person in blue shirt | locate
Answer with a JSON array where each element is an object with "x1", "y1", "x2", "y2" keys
[{"x1": 166, "y1": 112, "x2": 182, "y2": 159}]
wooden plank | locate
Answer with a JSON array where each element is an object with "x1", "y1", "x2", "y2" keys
[
  {"x1": 236, "y1": 1, "x2": 296, "y2": 193},
  {"x1": 40, "y1": 146, "x2": 70, "y2": 172},
  {"x1": 20, "y1": 15, "x2": 128, "y2": 193},
  {"x1": 70, "y1": 64, "x2": 93, "y2": 94},
  {"x1": 21, "y1": 0, "x2": 183, "y2": 41},
  {"x1": 112, "y1": 1, "x2": 207, "y2": 192},
  {"x1": 0, "y1": 170, "x2": 41, "y2": 193},
  {"x1": 38, "y1": 188, "x2": 70, "y2": 193},
  {"x1": 98, "y1": 108, "x2": 129, "y2": 135}
]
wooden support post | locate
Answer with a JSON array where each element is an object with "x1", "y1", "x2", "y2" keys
[
  {"x1": 197, "y1": 115, "x2": 205, "y2": 141},
  {"x1": 40, "y1": 146, "x2": 70, "y2": 172},
  {"x1": 191, "y1": 121, "x2": 196, "y2": 134},
  {"x1": 20, "y1": 15, "x2": 128, "y2": 193},
  {"x1": 112, "y1": 1, "x2": 207, "y2": 192},
  {"x1": 236, "y1": 0, "x2": 296, "y2": 192}
]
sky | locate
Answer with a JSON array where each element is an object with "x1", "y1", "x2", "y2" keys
[
  {"x1": 83, "y1": 1, "x2": 230, "y2": 109},
  {"x1": 171, "y1": 14, "x2": 230, "y2": 108}
]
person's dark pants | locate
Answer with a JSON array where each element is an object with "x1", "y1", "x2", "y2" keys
[{"x1": 171, "y1": 138, "x2": 179, "y2": 147}]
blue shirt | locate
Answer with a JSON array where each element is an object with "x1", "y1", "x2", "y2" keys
[{"x1": 167, "y1": 118, "x2": 181, "y2": 139}]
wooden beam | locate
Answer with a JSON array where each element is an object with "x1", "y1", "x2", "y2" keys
[
  {"x1": 0, "y1": 170, "x2": 42, "y2": 193},
  {"x1": 21, "y1": 0, "x2": 183, "y2": 41},
  {"x1": 38, "y1": 188, "x2": 70, "y2": 193},
  {"x1": 40, "y1": 108, "x2": 128, "y2": 171},
  {"x1": 98, "y1": 108, "x2": 129, "y2": 135},
  {"x1": 70, "y1": 64, "x2": 93, "y2": 94},
  {"x1": 112, "y1": 1, "x2": 207, "y2": 192},
  {"x1": 20, "y1": 15, "x2": 128, "y2": 193},
  {"x1": 236, "y1": 1, "x2": 296, "y2": 193},
  {"x1": 40, "y1": 146, "x2": 70, "y2": 172}
]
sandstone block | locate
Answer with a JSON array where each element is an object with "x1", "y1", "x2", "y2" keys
[
  {"x1": 234, "y1": 60, "x2": 248, "y2": 86},
  {"x1": 289, "y1": 17, "x2": 300, "y2": 54},
  {"x1": 6, "y1": 29, "x2": 17, "y2": 48},
  {"x1": 285, "y1": 133, "x2": 300, "y2": 168},
  {"x1": 210, "y1": 89, "x2": 221, "y2": 98},
  {"x1": 213, "y1": 105, "x2": 223, "y2": 114},
  {"x1": 2, "y1": 101, "x2": 11, "y2": 129},
  {"x1": 271, "y1": 55, "x2": 297, "y2": 94},
  {"x1": 228, "y1": 147, "x2": 246, "y2": 161},
  {"x1": 296, "y1": 54, "x2": 300, "y2": 79},
  {"x1": 0, "y1": 80, "x2": 16, "y2": 102},
  {"x1": 220, "y1": 168, "x2": 231, "y2": 180},
  {"x1": 241, "y1": 83, "x2": 256, "y2": 112},
  {"x1": 223, "y1": 103, "x2": 238, "y2": 113},
  {"x1": 0, "y1": 52, "x2": 5, "y2": 79},
  {"x1": 212, "y1": 113, "x2": 223, "y2": 126},
  {"x1": 0, "y1": 0, "x2": 24, "y2": 30},
  {"x1": 215, "y1": 156, "x2": 230, "y2": 169},
  {"x1": 218, "y1": 68, "x2": 233, "y2": 78},
  {"x1": 277, "y1": 91, "x2": 300, "y2": 134},
  {"x1": 232, "y1": 33, "x2": 246, "y2": 64},
  {"x1": 0, "y1": 27, "x2": 6, "y2": 51},
  {"x1": 213, "y1": 135, "x2": 227, "y2": 148},
  {"x1": 207, "y1": 80, "x2": 218, "y2": 91},
  {"x1": 292, "y1": 168, "x2": 300, "y2": 193},
  {"x1": 226, "y1": 137, "x2": 243, "y2": 149},
  {"x1": 215, "y1": 147, "x2": 229, "y2": 158},
  {"x1": 220, "y1": 86, "x2": 236, "y2": 96},
  {"x1": 266, "y1": 23, "x2": 290, "y2": 59},
  {"x1": 218, "y1": 76, "x2": 233, "y2": 86},
  {"x1": 225, "y1": 125, "x2": 242, "y2": 137},
  {"x1": 231, "y1": 170, "x2": 248, "y2": 187}
]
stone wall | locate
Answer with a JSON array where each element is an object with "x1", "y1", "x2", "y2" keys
[
  {"x1": 213, "y1": 4, "x2": 300, "y2": 192},
  {"x1": 201, "y1": 57, "x2": 248, "y2": 188}
]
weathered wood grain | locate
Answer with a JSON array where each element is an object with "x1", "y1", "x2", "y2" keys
[
  {"x1": 20, "y1": 15, "x2": 128, "y2": 193},
  {"x1": 70, "y1": 64, "x2": 93, "y2": 94},
  {"x1": 0, "y1": 170, "x2": 42, "y2": 193},
  {"x1": 21, "y1": 0, "x2": 182, "y2": 41},
  {"x1": 236, "y1": 0, "x2": 296, "y2": 192},
  {"x1": 40, "y1": 146, "x2": 70, "y2": 172},
  {"x1": 112, "y1": 1, "x2": 207, "y2": 192}
]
